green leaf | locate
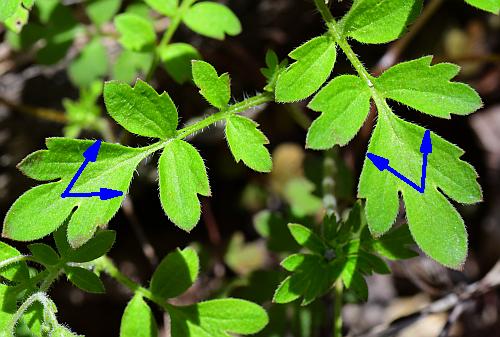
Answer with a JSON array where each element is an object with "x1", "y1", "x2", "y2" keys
[
  {"x1": 182, "y1": 2, "x2": 241, "y2": 40},
  {"x1": 275, "y1": 35, "x2": 336, "y2": 103},
  {"x1": 307, "y1": 75, "x2": 371, "y2": 149},
  {"x1": 348, "y1": 272, "x2": 368, "y2": 301},
  {"x1": 68, "y1": 38, "x2": 108, "y2": 88},
  {"x1": 370, "y1": 225, "x2": 418, "y2": 260},
  {"x1": 340, "y1": 0, "x2": 420, "y2": 44},
  {"x1": 104, "y1": 80, "x2": 178, "y2": 139},
  {"x1": 65, "y1": 230, "x2": 116, "y2": 263},
  {"x1": 112, "y1": 50, "x2": 153, "y2": 83},
  {"x1": 4, "y1": 5, "x2": 29, "y2": 33},
  {"x1": 3, "y1": 138, "x2": 145, "y2": 247},
  {"x1": 253, "y1": 210, "x2": 300, "y2": 253},
  {"x1": 159, "y1": 140, "x2": 211, "y2": 231},
  {"x1": 50, "y1": 325, "x2": 83, "y2": 337},
  {"x1": 150, "y1": 247, "x2": 199, "y2": 299},
  {"x1": 160, "y1": 43, "x2": 201, "y2": 84},
  {"x1": 0, "y1": 0, "x2": 20, "y2": 21},
  {"x1": 169, "y1": 299, "x2": 268, "y2": 336},
  {"x1": 0, "y1": 284, "x2": 17, "y2": 332},
  {"x1": 191, "y1": 60, "x2": 231, "y2": 109},
  {"x1": 28, "y1": 243, "x2": 60, "y2": 266},
  {"x1": 464, "y1": 0, "x2": 500, "y2": 14},
  {"x1": 225, "y1": 115, "x2": 272, "y2": 173},
  {"x1": 86, "y1": 0, "x2": 122, "y2": 27},
  {"x1": 120, "y1": 294, "x2": 157, "y2": 337},
  {"x1": 358, "y1": 115, "x2": 482, "y2": 268},
  {"x1": 375, "y1": 56, "x2": 482, "y2": 118},
  {"x1": 144, "y1": 0, "x2": 177, "y2": 17},
  {"x1": 283, "y1": 178, "x2": 323, "y2": 217},
  {"x1": 0, "y1": 241, "x2": 29, "y2": 282},
  {"x1": 287, "y1": 223, "x2": 325, "y2": 253},
  {"x1": 64, "y1": 266, "x2": 105, "y2": 293},
  {"x1": 114, "y1": 13, "x2": 156, "y2": 52}
]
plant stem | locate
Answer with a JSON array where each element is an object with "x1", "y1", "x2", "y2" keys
[
  {"x1": 333, "y1": 281, "x2": 344, "y2": 337},
  {"x1": 146, "y1": 0, "x2": 197, "y2": 81}
]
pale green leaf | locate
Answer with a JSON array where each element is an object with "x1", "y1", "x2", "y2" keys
[
  {"x1": 86, "y1": 0, "x2": 122, "y2": 26},
  {"x1": 160, "y1": 43, "x2": 201, "y2": 84},
  {"x1": 64, "y1": 266, "x2": 105, "y2": 293},
  {"x1": 225, "y1": 115, "x2": 272, "y2": 173},
  {"x1": 112, "y1": 50, "x2": 153, "y2": 83},
  {"x1": 0, "y1": 284, "x2": 17, "y2": 333},
  {"x1": 104, "y1": 80, "x2": 178, "y2": 138},
  {"x1": 375, "y1": 56, "x2": 482, "y2": 118},
  {"x1": 68, "y1": 38, "x2": 108, "y2": 88},
  {"x1": 4, "y1": 5, "x2": 29, "y2": 33},
  {"x1": 144, "y1": 0, "x2": 177, "y2": 17},
  {"x1": 192, "y1": 60, "x2": 231, "y2": 109},
  {"x1": 3, "y1": 138, "x2": 145, "y2": 247},
  {"x1": 120, "y1": 294, "x2": 157, "y2": 337},
  {"x1": 307, "y1": 75, "x2": 371, "y2": 149},
  {"x1": 182, "y1": 2, "x2": 241, "y2": 40},
  {"x1": 159, "y1": 140, "x2": 210, "y2": 231},
  {"x1": 150, "y1": 247, "x2": 199, "y2": 299},
  {"x1": 358, "y1": 114, "x2": 482, "y2": 267},
  {"x1": 0, "y1": 0, "x2": 20, "y2": 21},
  {"x1": 114, "y1": 13, "x2": 156, "y2": 52},
  {"x1": 275, "y1": 35, "x2": 336, "y2": 102},
  {"x1": 169, "y1": 299, "x2": 268, "y2": 336},
  {"x1": 340, "y1": 0, "x2": 420, "y2": 44},
  {"x1": 283, "y1": 178, "x2": 323, "y2": 217},
  {"x1": 464, "y1": 0, "x2": 500, "y2": 14}
]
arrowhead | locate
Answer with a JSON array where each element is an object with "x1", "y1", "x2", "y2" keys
[
  {"x1": 367, "y1": 153, "x2": 390, "y2": 171},
  {"x1": 83, "y1": 140, "x2": 102, "y2": 162},
  {"x1": 99, "y1": 188, "x2": 123, "y2": 200},
  {"x1": 420, "y1": 130, "x2": 432, "y2": 154}
]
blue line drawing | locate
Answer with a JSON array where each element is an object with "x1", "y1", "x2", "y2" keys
[
  {"x1": 366, "y1": 129, "x2": 432, "y2": 194},
  {"x1": 61, "y1": 140, "x2": 124, "y2": 200}
]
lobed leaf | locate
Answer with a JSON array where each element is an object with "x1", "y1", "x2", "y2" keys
[
  {"x1": 275, "y1": 35, "x2": 336, "y2": 102},
  {"x1": 104, "y1": 80, "x2": 178, "y2": 139},
  {"x1": 150, "y1": 247, "x2": 199, "y2": 300},
  {"x1": 375, "y1": 56, "x2": 482, "y2": 118},
  {"x1": 169, "y1": 298, "x2": 268, "y2": 336},
  {"x1": 307, "y1": 75, "x2": 371, "y2": 149},
  {"x1": 340, "y1": 0, "x2": 421, "y2": 44},
  {"x1": 120, "y1": 294, "x2": 157, "y2": 337},
  {"x1": 192, "y1": 60, "x2": 231, "y2": 109},
  {"x1": 225, "y1": 115, "x2": 272, "y2": 173},
  {"x1": 114, "y1": 13, "x2": 156, "y2": 52},
  {"x1": 182, "y1": 2, "x2": 241, "y2": 40},
  {"x1": 358, "y1": 114, "x2": 482, "y2": 268},
  {"x1": 3, "y1": 138, "x2": 145, "y2": 247},
  {"x1": 159, "y1": 140, "x2": 211, "y2": 231}
]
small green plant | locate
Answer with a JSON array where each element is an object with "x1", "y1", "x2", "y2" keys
[{"x1": 1, "y1": 0, "x2": 497, "y2": 336}]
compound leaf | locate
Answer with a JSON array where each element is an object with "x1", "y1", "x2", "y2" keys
[
  {"x1": 158, "y1": 140, "x2": 210, "y2": 231},
  {"x1": 120, "y1": 294, "x2": 157, "y2": 337},
  {"x1": 340, "y1": 0, "x2": 420, "y2": 44},
  {"x1": 307, "y1": 75, "x2": 371, "y2": 149},
  {"x1": 150, "y1": 247, "x2": 199, "y2": 300},
  {"x1": 358, "y1": 114, "x2": 482, "y2": 268},
  {"x1": 104, "y1": 80, "x2": 178, "y2": 139},
  {"x1": 464, "y1": 0, "x2": 500, "y2": 14},
  {"x1": 3, "y1": 138, "x2": 145, "y2": 247},
  {"x1": 169, "y1": 299, "x2": 268, "y2": 336},
  {"x1": 114, "y1": 13, "x2": 156, "y2": 52},
  {"x1": 144, "y1": 0, "x2": 177, "y2": 17},
  {"x1": 275, "y1": 35, "x2": 336, "y2": 102},
  {"x1": 225, "y1": 115, "x2": 272, "y2": 173},
  {"x1": 192, "y1": 60, "x2": 231, "y2": 109},
  {"x1": 376, "y1": 56, "x2": 482, "y2": 118},
  {"x1": 182, "y1": 2, "x2": 241, "y2": 40}
]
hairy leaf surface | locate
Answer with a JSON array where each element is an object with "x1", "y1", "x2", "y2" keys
[{"x1": 192, "y1": 60, "x2": 231, "y2": 109}]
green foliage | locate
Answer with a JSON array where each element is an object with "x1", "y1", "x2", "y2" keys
[
  {"x1": 340, "y1": 0, "x2": 422, "y2": 44},
  {"x1": 28, "y1": 243, "x2": 59, "y2": 266},
  {"x1": 160, "y1": 43, "x2": 202, "y2": 84},
  {"x1": 112, "y1": 51, "x2": 153, "y2": 83},
  {"x1": 114, "y1": 13, "x2": 156, "y2": 52},
  {"x1": 182, "y1": 2, "x2": 242, "y2": 40},
  {"x1": 104, "y1": 80, "x2": 178, "y2": 138},
  {"x1": 64, "y1": 266, "x2": 105, "y2": 293},
  {"x1": 275, "y1": 35, "x2": 337, "y2": 102},
  {"x1": 120, "y1": 294, "x2": 157, "y2": 337},
  {"x1": 63, "y1": 82, "x2": 103, "y2": 138},
  {"x1": 68, "y1": 38, "x2": 108, "y2": 88},
  {"x1": 192, "y1": 60, "x2": 231, "y2": 109},
  {"x1": 225, "y1": 115, "x2": 272, "y2": 173},
  {"x1": 85, "y1": 0, "x2": 122, "y2": 27},
  {"x1": 159, "y1": 140, "x2": 211, "y2": 231},
  {"x1": 465, "y1": 0, "x2": 500, "y2": 13},
  {"x1": 375, "y1": 56, "x2": 482, "y2": 118},
  {"x1": 145, "y1": 0, "x2": 177, "y2": 17},
  {"x1": 0, "y1": 242, "x2": 29, "y2": 282}
]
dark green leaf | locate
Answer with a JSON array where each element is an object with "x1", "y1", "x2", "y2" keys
[
  {"x1": 28, "y1": 243, "x2": 59, "y2": 266},
  {"x1": 64, "y1": 266, "x2": 105, "y2": 293}
]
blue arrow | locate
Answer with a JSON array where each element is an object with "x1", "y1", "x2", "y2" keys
[
  {"x1": 61, "y1": 140, "x2": 123, "y2": 200},
  {"x1": 366, "y1": 130, "x2": 432, "y2": 194}
]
